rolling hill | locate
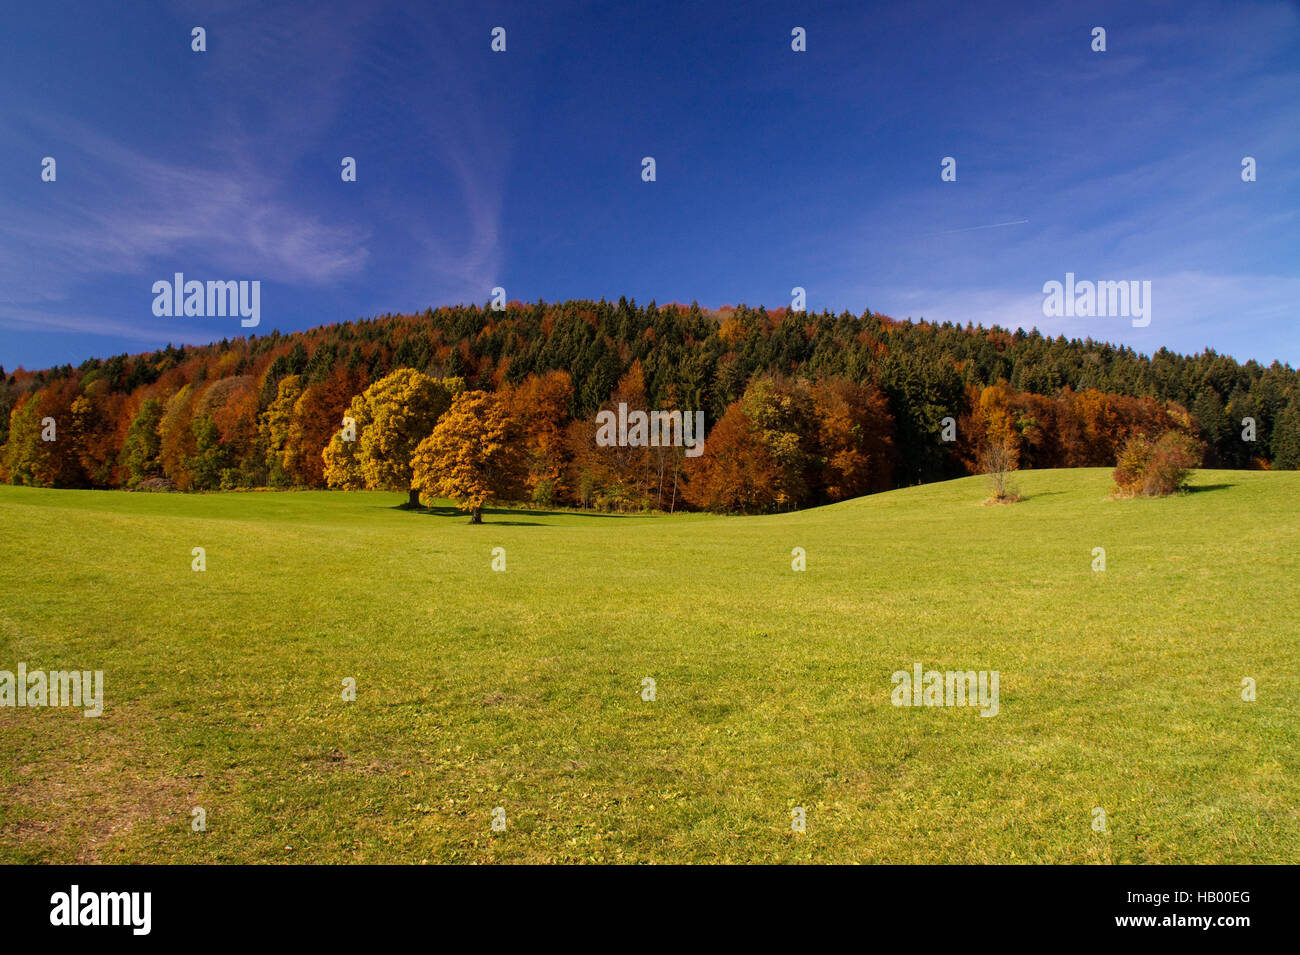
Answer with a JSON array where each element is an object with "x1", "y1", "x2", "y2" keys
[{"x1": 1, "y1": 468, "x2": 1296, "y2": 863}]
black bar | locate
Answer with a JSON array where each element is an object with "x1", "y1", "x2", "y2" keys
[{"x1": 1, "y1": 865, "x2": 1278, "y2": 941}]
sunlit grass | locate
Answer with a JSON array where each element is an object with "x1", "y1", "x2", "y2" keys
[{"x1": 1, "y1": 468, "x2": 1296, "y2": 863}]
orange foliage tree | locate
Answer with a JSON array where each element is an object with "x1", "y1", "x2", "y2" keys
[
  {"x1": 503, "y1": 370, "x2": 573, "y2": 505},
  {"x1": 410, "y1": 390, "x2": 525, "y2": 523},
  {"x1": 682, "y1": 401, "x2": 782, "y2": 512},
  {"x1": 811, "y1": 379, "x2": 897, "y2": 500}
]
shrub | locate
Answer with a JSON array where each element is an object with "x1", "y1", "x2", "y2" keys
[
  {"x1": 1112, "y1": 431, "x2": 1202, "y2": 497},
  {"x1": 979, "y1": 433, "x2": 1021, "y2": 503},
  {"x1": 133, "y1": 476, "x2": 175, "y2": 493},
  {"x1": 1112, "y1": 435, "x2": 1153, "y2": 496}
]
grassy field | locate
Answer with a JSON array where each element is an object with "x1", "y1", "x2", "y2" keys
[{"x1": 1, "y1": 468, "x2": 1297, "y2": 864}]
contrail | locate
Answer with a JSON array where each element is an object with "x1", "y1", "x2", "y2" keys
[{"x1": 917, "y1": 218, "x2": 1030, "y2": 238}]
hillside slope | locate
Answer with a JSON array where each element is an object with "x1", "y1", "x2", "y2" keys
[{"x1": 0, "y1": 469, "x2": 1296, "y2": 863}]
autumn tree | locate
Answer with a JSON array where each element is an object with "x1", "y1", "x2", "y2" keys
[
  {"x1": 561, "y1": 418, "x2": 600, "y2": 508},
  {"x1": 563, "y1": 362, "x2": 658, "y2": 511},
  {"x1": 590, "y1": 362, "x2": 655, "y2": 510},
  {"x1": 3, "y1": 395, "x2": 47, "y2": 486},
  {"x1": 739, "y1": 376, "x2": 818, "y2": 509},
  {"x1": 810, "y1": 379, "x2": 897, "y2": 500},
  {"x1": 119, "y1": 397, "x2": 165, "y2": 487},
  {"x1": 410, "y1": 390, "x2": 525, "y2": 523},
  {"x1": 186, "y1": 416, "x2": 231, "y2": 490},
  {"x1": 194, "y1": 375, "x2": 258, "y2": 487},
  {"x1": 70, "y1": 388, "x2": 117, "y2": 487},
  {"x1": 979, "y1": 382, "x2": 1020, "y2": 448},
  {"x1": 1068, "y1": 388, "x2": 1123, "y2": 465},
  {"x1": 503, "y1": 370, "x2": 573, "y2": 505},
  {"x1": 259, "y1": 374, "x2": 304, "y2": 487},
  {"x1": 284, "y1": 365, "x2": 364, "y2": 487},
  {"x1": 4, "y1": 380, "x2": 83, "y2": 487},
  {"x1": 682, "y1": 400, "x2": 782, "y2": 513},
  {"x1": 158, "y1": 384, "x2": 199, "y2": 490},
  {"x1": 320, "y1": 392, "x2": 366, "y2": 490},
  {"x1": 322, "y1": 368, "x2": 463, "y2": 506},
  {"x1": 647, "y1": 383, "x2": 689, "y2": 512}
]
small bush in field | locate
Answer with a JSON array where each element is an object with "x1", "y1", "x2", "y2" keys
[
  {"x1": 1147, "y1": 431, "x2": 1203, "y2": 494},
  {"x1": 1112, "y1": 431, "x2": 1202, "y2": 497},
  {"x1": 979, "y1": 433, "x2": 1022, "y2": 504},
  {"x1": 1112, "y1": 436, "x2": 1153, "y2": 495},
  {"x1": 133, "y1": 476, "x2": 175, "y2": 493}
]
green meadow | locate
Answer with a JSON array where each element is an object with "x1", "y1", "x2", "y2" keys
[{"x1": 0, "y1": 468, "x2": 1296, "y2": 864}]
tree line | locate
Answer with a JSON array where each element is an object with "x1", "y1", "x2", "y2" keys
[{"x1": 2, "y1": 298, "x2": 1298, "y2": 513}]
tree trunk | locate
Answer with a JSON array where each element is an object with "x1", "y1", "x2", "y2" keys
[
  {"x1": 469, "y1": 505, "x2": 482, "y2": 524},
  {"x1": 407, "y1": 488, "x2": 420, "y2": 508}
]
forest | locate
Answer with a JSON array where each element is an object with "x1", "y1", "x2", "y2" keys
[{"x1": 3, "y1": 298, "x2": 1298, "y2": 514}]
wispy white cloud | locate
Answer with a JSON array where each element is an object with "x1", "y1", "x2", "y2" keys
[
  {"x1": 814, "y1": 0, "x2": 1300, "y2": 364},
  {"x1": 0, "y1": 112, "x2": 370, "y2": 295},
  {"x1": 0, "y1": 304, "x2": 220, "y2": 347},
  {"x1": 0, "y1": 0, "x2": 511, "y2": 346},
  {"x1": 877, "y1": 271, "x2": 1300, "y2": 363},
  {"x1": 346, "y1": 10, "x2": 510, "y2": 305}
]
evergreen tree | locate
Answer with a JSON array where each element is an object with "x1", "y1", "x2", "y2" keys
[{"x1": 1271, "y1": 398, "x2": 1300, "y2": 469}]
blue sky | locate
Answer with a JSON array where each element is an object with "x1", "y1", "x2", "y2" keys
[{"x1": 2, "y1": 0, "x2": 1297, "y2": 371}]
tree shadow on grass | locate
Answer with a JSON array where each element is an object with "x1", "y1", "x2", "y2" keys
[
  {"x1": 390, "y1": 503, "x2": 646, "y2": 524},
  {"x1": 1019, "y1": 490, "x2": 1066, "y2": 501},
  {"x1": 482, "y1": 506, "x2": 648, "y2": 520},
  {"x1": 1185, "y1": 483, "x2": 1236, "y2": 494},
  {"x1": 374, "y1": 503, "x2": 461, "y2": 518}
]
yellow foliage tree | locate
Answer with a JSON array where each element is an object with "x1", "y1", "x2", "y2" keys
[
  {"x1": 978, "y1": 382, "x2": 1019, "y2": 447},
  {"x1": 322, "y1": 368, "x2": 464, "y2": 505},
  {"x1": 410, "y1": 390, "x2": 524, "y2": 523},
  {"x1": 259, "y1": 374, "x2": 304, "y2": 486},
  {"x1": 321, "y1": 390, "x2": 367, "y2": 490}
]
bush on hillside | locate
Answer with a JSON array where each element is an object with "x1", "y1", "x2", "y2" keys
[
  {"x1": 1112, "y1": 431, "x2": 1202, "y2": 497},
  {"x1": 979, "y1": 432, "x2": 1022, "y2": 504}
]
